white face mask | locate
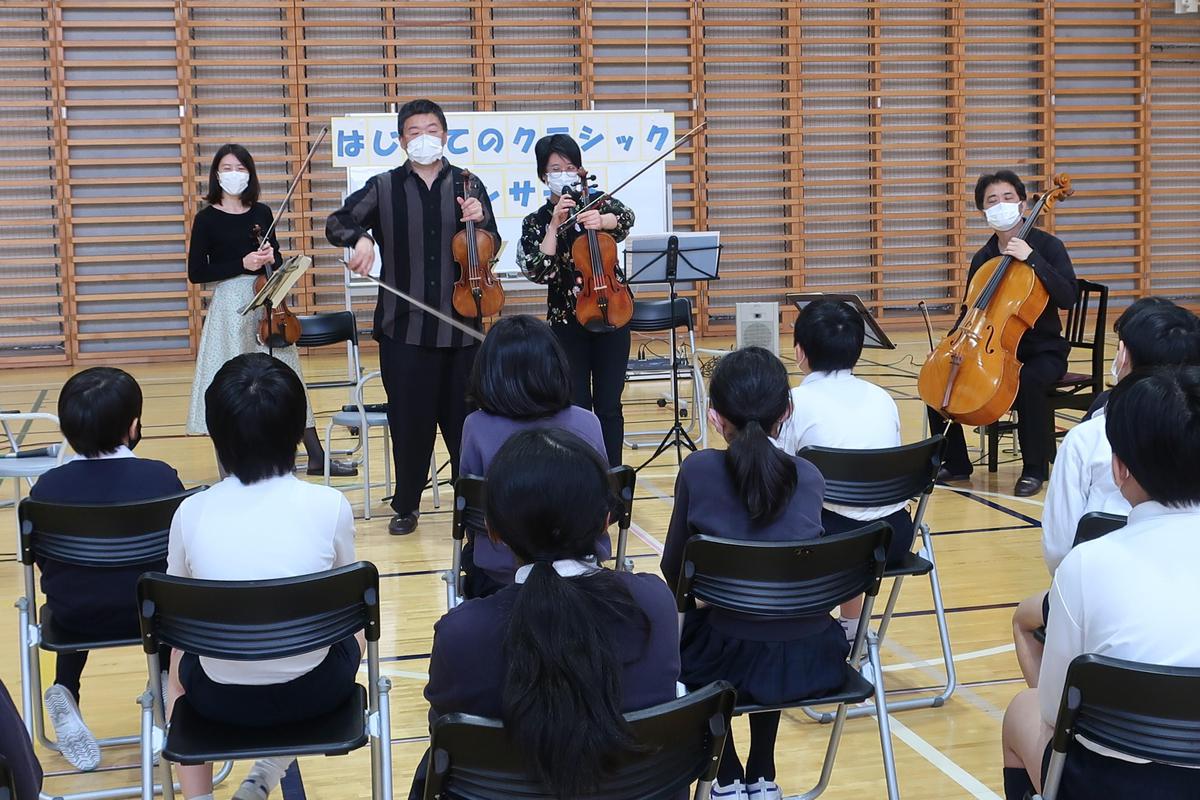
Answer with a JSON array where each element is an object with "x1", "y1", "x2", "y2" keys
[
  {"x1": 218, "y1": 170, "x2": 250, "y2": 196},
  {"x1": 405, "y1": 133, "x2": 444, "y2": 166},
  {"x1": 546, "y1": 170, "x2": 580, "y2": 196},
  {"x1": 1109, "y1": 345, "x2": 1125, "y2": 383},
  {"x1": 984, "y1": 201, "x2": 1022, "y2": 232}
]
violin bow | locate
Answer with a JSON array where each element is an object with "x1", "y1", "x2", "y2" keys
[
  {"x1": 256, "y1": 126, "x2": 329, "y2": 249},
  {"x1": 340, "y1": 263, "x2": 486, "y2": 343},
  {"x1": 561, "y1": 120, "x2": 707, "y2": 228}
]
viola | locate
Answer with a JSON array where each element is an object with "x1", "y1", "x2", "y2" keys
[
  {"x1": 918, "y1": 173, "x2": 1075, "y2": 426},
  {"x1": 451, "y1": 170, "x2": 504, "y2": 319},
  {"x1": 251, "y1": 223, "x2": 301, "y2": 348},
  {"x1": 565, "y1": 170, "x2": 634, "y2": 333}
]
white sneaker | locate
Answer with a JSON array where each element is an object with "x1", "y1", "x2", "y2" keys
[
  {"x1": 231, "y1": 778, "x2": 270, "y2": 800},
  {"x1": 747, "y1": 778, "x2": 783, "y2": 800},
  {"x1": 44, "y1": 684, "x2": 100, "y2": 771},
  {"x1": 711, "y1": 779, "x2": 749, "y2": 799}
]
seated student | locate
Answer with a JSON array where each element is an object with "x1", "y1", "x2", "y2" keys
[
  {"x1": 28, "y1": 367, "x2": 184, "y2": 771},
  {"x1": 418, "y1": 428, "x2": 679, "y2": 799},
  {"x1": 774, "y1": 298, "x2": 913, "y2": 641},
  {"x1": 459, "y1": 314, "x2": 608, "y2": 595},
  {"x1": 165, "y1": 353, "x2": 358, "y2": 800},
  {"x1": 1, "y1": 677, "x2": 44, "y2": 800},
  {"x1": 1011, "y1": 299, "x2": 1200, "y2": 686},
  {"x1": 1001, "y1": 366, "x2": 1200, "y2": 800},
  {"x1": 663, "y1": 347, "x2": 841, "y2": 800}
]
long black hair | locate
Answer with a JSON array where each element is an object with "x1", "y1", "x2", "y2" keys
[
  {"x1": 486, "y1": 428, "x2": 648, "y2": 798},
  {"x1": 203, "y1": 143, "x2": 260, "y2": 207},
  {"x1": 708, "y1": 346, "x2": 797, "y2": 524},
  {"x1": 468, "y1": 315, "x2": 573, "y2": 419}
]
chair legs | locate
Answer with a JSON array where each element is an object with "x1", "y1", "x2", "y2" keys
[
  {"x1": 367, "y1": 641, "x2": 394, "y2": 800},
  {"x1": 614, "y1": 522, "x2": 632, "y2": 572}
]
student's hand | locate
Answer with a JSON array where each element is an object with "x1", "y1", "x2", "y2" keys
[
  {"x1": 346, "y1": 237, "x2": 375, "y2": 276},
  {"x1": 548, "y1": 195, "x2": 576, "y2": 230},
  {"x1": 1002, "y1": 238, "x2": 1033, "y2": 261},
  {"x1": 577, "y1": 209, "x2": 603, "y2": 230},
  {"x1": 458, "y1": 196, "x2": 484, "y2": 224}
]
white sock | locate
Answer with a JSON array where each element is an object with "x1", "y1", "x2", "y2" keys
[
  {"x1": 838, "y1": 616, "x2": 860, "y2": 641},
  {"x1": 238, "y1": 756, "x2": 295, "y2": 798}
]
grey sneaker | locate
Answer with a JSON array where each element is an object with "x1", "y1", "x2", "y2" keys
[{"x1": 44, "y1": 684, "x2": 100, "y2": 771}]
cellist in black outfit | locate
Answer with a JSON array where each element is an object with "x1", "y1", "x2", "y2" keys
[{"x1": 927, "y1": 170, "x2": 1078, "y2": 497}]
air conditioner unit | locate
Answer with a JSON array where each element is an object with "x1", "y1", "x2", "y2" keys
[{"x1": 735, "y1": 302, "x2": 780, "y2": 357}]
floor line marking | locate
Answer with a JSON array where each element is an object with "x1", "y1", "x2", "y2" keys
[
  {"x1": 882, "y1": 643, "x2": 1015, "y2": 673},
  {"x1": 888, "y1": 715, "x2": 1003, "y2": 800}
]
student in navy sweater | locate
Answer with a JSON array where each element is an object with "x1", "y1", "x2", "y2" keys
[
  {"x1": 663, "y1": 347, "x2": 842, "y2": 800},
  {"x1": 459, "y1": 314, "x2": 608, "y2": 595},
  {"x1": 418, "y1": 428, "x2": 680, "y2": 799},
  {"x1": 28, "y1": 367, "x2": 184, "y2": 772}
]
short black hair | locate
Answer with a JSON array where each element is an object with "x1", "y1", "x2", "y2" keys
[
  {"x1": 204, "y1": 144, "x2": 260, "y2": 207},
  {"x1": 793, "y1": 299, "x2": 865, "y2": 372},
  {"x1": 57, "y1": 367, "x2": 143, "y2": 458},
  {"x1": 468, "y1": 315, "x2": 572, "y2": 420},
  {"x1": 1116, "y1": 298, "x2": 1200, "y2": 370},
  {"x1": 1106, "y1": 366, "x2": 1200, "y2": 506},
  {"x1": 397, "y1": 99, "x2": 447, "y2": 136},
  {"x1": 974, "y1": 170, "x2": 1027, "y2": 211},
  {"x1": 534, "y1": 134, "x2": 583, "y2": 181},
  {"x1": 205, "y1": 353, "x2": 305, "y2": 484}
]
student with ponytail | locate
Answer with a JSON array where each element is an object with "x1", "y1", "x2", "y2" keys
[
  {"x1": 418, "y1": 428, "x2": 680, "y2": 799},
  {"x1": 662, "y1": 346, "x2": 844, "y2": 800}
]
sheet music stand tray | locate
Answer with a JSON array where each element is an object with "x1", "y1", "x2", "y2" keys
[
  {"x1": 240, "y1": 254, "x2": 311, "y2": 354},
  {"x1": 625, "y1": 232, "x2": 721, "y2": 470},
  {"x1": 785, "y1": 292, "x2": 895, "y2": 350}
]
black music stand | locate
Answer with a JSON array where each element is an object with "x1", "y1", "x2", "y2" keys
[
  {"x1": 785, "y1": 292, "x2": 894, "y2": 350},
  {"x1": 625, "y1": 232, "x2": 721, "y2": 470},
  {"x1": 240, "y1": 255, "x2": 311, "y2": 356}
]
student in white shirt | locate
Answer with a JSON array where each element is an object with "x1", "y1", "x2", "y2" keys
[
  {"x1": 775, "y1": 299, "x2": 911, "y2": 640},
  {"x1": 1011, "y1": 299, "x2": 1200, "y2": 686},
  {"x1": 1001, "y1": 366, "x2": 1200, "y2": 800},
  {"x1": 165, "y1": 353, "x2": 359, "y2": 800}
]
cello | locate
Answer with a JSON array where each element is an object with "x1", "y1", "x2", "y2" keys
[
  {"x1": 451, "y1": 170, "x2": 503, "y2": 319},
  {"x1": 565, "y1": 169, "x2": 634, "y2": 333},
  {"x1": 918, "y1": 173, "x2": 1074, "y2": 427}
]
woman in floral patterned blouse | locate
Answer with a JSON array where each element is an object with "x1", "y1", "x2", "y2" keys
[{"x1": 517, "y1": 134, "x2": 636, "y2": 466}]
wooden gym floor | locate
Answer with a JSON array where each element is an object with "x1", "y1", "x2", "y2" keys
[{"x1": 0, "y1": 330, "x2": 1083, "y2": 799}]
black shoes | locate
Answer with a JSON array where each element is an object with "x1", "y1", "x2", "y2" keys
[
  {"x1": 306, "y1": 459, "x2": 359, "y2": 477},
  {"x1": 1014, "y1": 476, "x2": 1044, "y2": 497},
  {"x1": 936, "y1": 467, "x2": 972, "y2": 483},
  {"x1": 388, "y1": 512, "x2": 420, "y2": 536}
]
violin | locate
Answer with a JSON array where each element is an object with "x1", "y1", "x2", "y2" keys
[
  {"x1": 564, "y1": 169, "x2": 634, "y2": 333},
  {"x1": 251, "y1": 223, "x2": 301, "y2": 348},
  {"x1": 918, "y1": 173, "x2": 1075, "y2": 426},
  {"x1": 451, "y1": 170, "x2": 503, "y2": 319}
]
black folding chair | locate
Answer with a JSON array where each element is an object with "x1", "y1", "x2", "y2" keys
[
  {"x1": 674, "y1": 522, "x2": 900, "y2": 800},
  {"x1": 1034, "y1": 653, "x2": 1200, "y2": 800},
  {"x1": 136, "y1": 562, "x2": 392, "y2": 800},
  {"x1": 423, "y1": 680, "x2": 736, "y2": 800},
  {"x1": 1034, "y1": 512, "x2": 1126, "y2": 646},
  {"x1": 15, "y1": 490, "x2": 230, "y2": 800},
  {"x1": 625, "y1": 297, "x2": 708, "y2": 451},
  {"x1": 296, "y1": 310, "x2": 362, "y2": 390},
  {"x1": 799, "y1": 435, "x2": 952, "y2": 719},
  {"x1": 444, "y1": 467, "x2": 639, "y2": 609}
]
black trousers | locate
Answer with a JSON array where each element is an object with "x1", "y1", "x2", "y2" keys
[
  {"x1": 553, "y1": 317, "x2": 631, "y2": 467},
  {"x1": 378, "y1": 337, "x2": 476, "y2": 515},
  {"x1": 927, "y1": 349, "x2": 1066, "y2": 480}
]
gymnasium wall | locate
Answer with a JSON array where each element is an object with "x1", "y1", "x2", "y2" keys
[{"x1": 0, "y1": 0, "x2": 1197, "y2": 367}]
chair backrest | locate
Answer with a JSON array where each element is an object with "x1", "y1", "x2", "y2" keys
[
  {"x1": 628, "y1": 297, "x2": 693, "y2": 333},
  {"x1": 609, "y1": 465, "x2": 636, "y2": 529},
  {"x1": 423, "y1": 680, "x2": 736, "y2": 800},
  {"x1": 798, "y1": 435, "x2": 945, "y2": 508},
  {"x1": 296, "y1": 310, "x2": 358, "y2": 348},
  {"x1": 137, "y1": 561, "x2": 381, "y2": 659},
  {"x1": 1063, "y1": 279, "x2": 1108, "y2": 394},
  {"x1": 452, "y1": 475, "x2": 487, "y2": 542},
  {"x1": 1051, "y1": 653, "x2": 1200, "y2": 767},
  {"x1": 1071, "y1": 511, "x2": 1126, "y2": 549},
  {"x1": 674, "y1": 522, "x2": 891, "y2": 616},
  {"x1": 18, "y1": 488, "x2": 204, "y2": 568}
]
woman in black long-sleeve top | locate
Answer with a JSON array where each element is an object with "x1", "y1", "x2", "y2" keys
[
  {"x1": 662, "y1": 347, "x2": 846, "y2": 800},
  {"x1": 185, "y1": 144, "x2": 353, "y2": 477},
  {"x1": 415, "y1": 428, "x2": 680, "y2": 799}
]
